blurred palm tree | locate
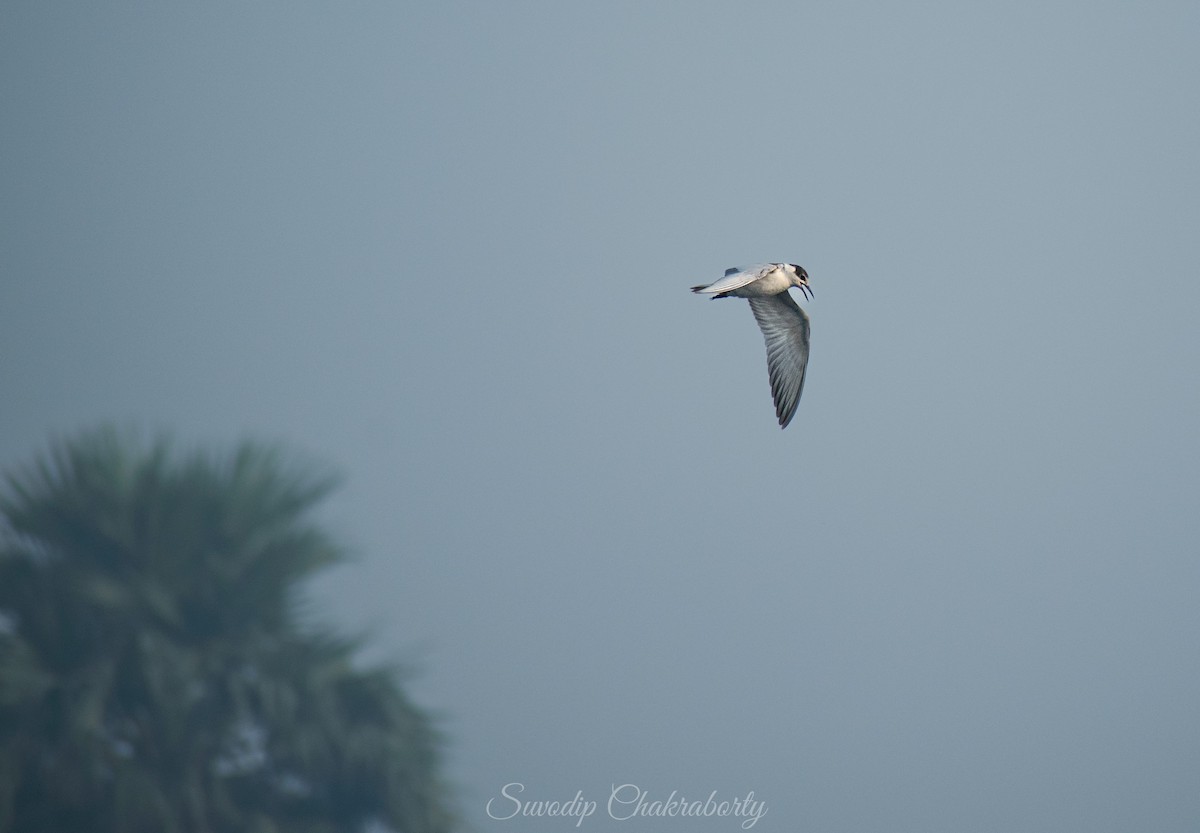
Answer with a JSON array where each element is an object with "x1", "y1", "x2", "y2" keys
[{"x1": 0, "y1": 429, "x2": 455, "y2": 833}]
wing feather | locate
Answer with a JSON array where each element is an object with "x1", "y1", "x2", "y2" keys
[
  {"x1": 691, "y1": 264, "x2": 774, "y2": 295},
  {"x1": 747, "y1": 292, "x2": 811, "y2": 428}
]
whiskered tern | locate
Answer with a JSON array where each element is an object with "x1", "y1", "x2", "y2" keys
[{"x1": 691, "y1": 263, "x2": 812, "y2": 429}]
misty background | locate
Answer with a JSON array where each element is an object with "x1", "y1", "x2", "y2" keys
[{"x1": 2, "y1": 2, "x2": 1198, "y2": 831}]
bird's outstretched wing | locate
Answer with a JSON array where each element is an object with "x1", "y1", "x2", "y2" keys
[
  {"x1": 690, "y1": 264, "x2": 773, "y2": 295},
  {"x1": 747, "y1": 291, "x2": 810, "y2": 428}
]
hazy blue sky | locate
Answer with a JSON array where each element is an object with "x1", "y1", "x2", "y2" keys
[{"x1": 3, "y1": 2, "x2": 1199, "y2": 831}]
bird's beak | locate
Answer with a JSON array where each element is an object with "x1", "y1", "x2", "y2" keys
[{"x1": 799, "y1": 283, "x2": 813, "y2": 301}]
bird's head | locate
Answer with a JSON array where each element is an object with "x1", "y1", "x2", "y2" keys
[{"x1": 788, "y1": 264, "x2": 812, "y2": 300}]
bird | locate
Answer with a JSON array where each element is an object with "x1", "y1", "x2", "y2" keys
[{"x1": 691, "y1": 263, "x2": 812, "y2": 429}]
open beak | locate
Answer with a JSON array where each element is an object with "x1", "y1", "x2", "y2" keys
[{"x1": 799, "y1": 283, "x2": 813, "y2": 301}]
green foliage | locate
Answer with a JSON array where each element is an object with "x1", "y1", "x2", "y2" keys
[{"x1": 0, "y1": 428, "x2": 455, "y2": 833}]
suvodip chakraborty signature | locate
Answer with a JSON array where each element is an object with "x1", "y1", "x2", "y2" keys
[{"x1": 486, "y1": 782, "x2": 768, "y2": 829}]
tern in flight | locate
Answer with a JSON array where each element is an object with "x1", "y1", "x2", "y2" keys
[{"x1": 691, "y1": 263, "x2": 812, "y2": 429}]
